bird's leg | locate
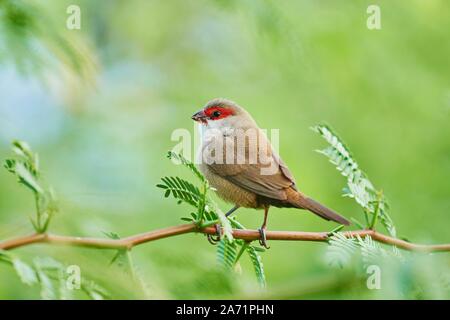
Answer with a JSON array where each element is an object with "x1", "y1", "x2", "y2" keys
[
  {"x1": 258, "y1": 206, "x2": 270, "y2": 249},
  {"x1": 207, "y1": 205, "x2": 239, "y2": 245},
  {"x1": 225, "y1": 205, "x2": 240, "y2": 217}
]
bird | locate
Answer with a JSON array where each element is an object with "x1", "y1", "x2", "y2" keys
[{"x1": 191, "y1": 98, "x2": 350, "y2": 248}]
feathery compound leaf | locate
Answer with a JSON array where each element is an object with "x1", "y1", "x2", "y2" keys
[
  {"x1": 161, "y1": 151, "x2": 269, "y2": 284},
  {"x1": 4, "y1": 140, "x2": 58, "y2": 232},
  {"x1": 0, "y1": 251, "x2": 39, "y2": 286},
  {"x1": 35, "y1": 269, "x2": 56, "y2": 299},
  {"x1": 1, "y1": 252, "x2": 109, "y2": 300},
  {"x1": 312, "y1": 124, "x2": 396, "y2": 236},
  {"x1": 216, "y1": 239, "x2": 264, "y2": 286},
  {"x1": 13, "y1": 258, "x2": 39, "y2": 286},
  {"x1": 160, "y1": 151, "x2": 232, "y2": 237},
  {"x1": 326, "y1": 233, "x2": 402, "y2": 269},
  {"x1": 33, "y1": 257, "x2": 63, "y2": 300},
  {"x1": 158, "y1": 176, "x2": 202, "y2": 207},
  {"x1": 81, "y1": 280, "x2": 109, "y2": 300},
  {"x1": 355, "y1": 235, "x2": 385, "y2": 266},
  {"x1": 246, "y1": 245, "x2": 266, "y2": 287},
  {"x1": 167, "y1": 151, "x2": 206, "y2": 183},
  {"x1": 326, "y1": 233, "x2": 359, "y2": 268},
  {"x1": 4, "y1": 160, "x2": 43, "y2": 194},
  {"x1": 12, "y1": 140, "x2": 36, "y2": 165},
  {"x1": 217, "y1": 239, "x2": 239, "y2": 270}
]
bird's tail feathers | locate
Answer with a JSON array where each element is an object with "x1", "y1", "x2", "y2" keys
[{"x1": 294, "y1": 194, "x2": 350, "y2": 226}]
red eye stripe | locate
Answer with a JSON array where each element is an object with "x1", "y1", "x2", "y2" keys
[{"x1": 204, "y1": 106, "x2": 234, "y2": 120}]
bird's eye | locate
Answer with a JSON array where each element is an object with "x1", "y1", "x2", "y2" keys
[{"x1": 212, "y1": 110, "x2": 221, "y2": 118}]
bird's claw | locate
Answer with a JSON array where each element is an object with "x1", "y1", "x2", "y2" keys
[
  {"x1": 258, "y1": 227, "x2": 270, "y2": 249},
  {"x1": 207, "y1": 224, "x2": 222, "y2": 245}
]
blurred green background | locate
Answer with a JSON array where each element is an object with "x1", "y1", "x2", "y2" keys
[{"x1": 0, "y1": 0, "x2": 449, "y2": 299}]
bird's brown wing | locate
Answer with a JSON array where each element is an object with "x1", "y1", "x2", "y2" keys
[
  {"x1": 272, "y1": 152, "x2": 298, "y2": 192},
  {"x1": 207, "y1": 138, "x2": 297, "y2": 200}
]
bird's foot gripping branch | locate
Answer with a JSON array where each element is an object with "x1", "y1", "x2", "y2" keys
[{"x1": 1, "y1": 125, "x2": 449, "y2": 298}]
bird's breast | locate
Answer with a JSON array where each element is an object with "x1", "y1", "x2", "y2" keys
[{"x1": 198, "y1": 162, "x2": 260, "y2": 208}]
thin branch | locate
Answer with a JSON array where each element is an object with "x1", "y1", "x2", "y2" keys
[{"x1": 0, "y1": 223, "x2": 449, "y2": 252}]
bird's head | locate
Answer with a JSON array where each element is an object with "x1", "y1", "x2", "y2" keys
[{"x1": 191, "y1": 98, "x2": 256, "y2": 129}]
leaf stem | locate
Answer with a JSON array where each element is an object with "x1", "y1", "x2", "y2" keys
[
  {"x1": 369, "y1": 191, "x2": 383, "y2": 230},
  {"x1": 234, "y1": 241, "x2": 250, "y2": 265}
]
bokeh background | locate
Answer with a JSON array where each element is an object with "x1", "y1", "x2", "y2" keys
[{"x1": 0, "y1": 0, "x2": 449, "y2": 299}]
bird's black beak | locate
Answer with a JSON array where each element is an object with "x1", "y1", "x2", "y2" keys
[{"x1": 191, "y1": 110, "x2": 207, "y2": 123}]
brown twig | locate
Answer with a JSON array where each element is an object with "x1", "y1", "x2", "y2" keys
[{"x1": 0, "y1": 223, "x2": 449, "y2": 252}]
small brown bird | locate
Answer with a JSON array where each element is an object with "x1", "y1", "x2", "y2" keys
[{"x1": 192, "y1": 98, "x2": 350, "y2": 248}]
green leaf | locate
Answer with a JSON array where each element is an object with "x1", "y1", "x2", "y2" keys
[
  {"x1": 33, "y1": 257, "x2": 70, "y2": 300},
  {"x1": 328, "y1": 224, "x2": 345, "y2": 235},
  {"x1": 160, "y1": 151, "x2": 267, "y2": 286},
  {"x1": 12, "y1": 140, "x2": 34, "y2": 163},
  {"x1": 217, "y1": 239, "x2": 238, "y2": 270},
  {"x1": 33, "y1": 262, "x2": 57, "y2": 300},
  {"x1": 326, "y1": 233, "x2": 359, "y2": 268},
  {"x1": 158, "y1": 176, "x2": 202, "y2": 207},
  {"x1": 1, "y1": 250, "x2": 109, "y2": 300},
  {"x1": 312, "y1": 124, "x2": 396, "y2": 236},
  {"x1": 13, "y1": 258, "x2": 39, "y2": 286},
  {"x1": 167, "y1": 151, "x2": 206, "y2": 183},
  {"x1": 11, "y1": 161, "x2": 43, "y2": 194},
  {"x1": 246, "y1": 245, "x2": 266, "y2": 287},
  {"x1": 4, "y1": 140, "x2": 58, "y2": 232},
  {"x1": 81, "y1": 280, "x2": 108, "y2": 300},
  {"x1": 0, "y1": 251, "x2": 38, "y2": 286},
  {"x1": 326, "y1": 233, "x2": 402, "y2": 269},
  {"x1": 355, "y1": 235, "x2": 384, "y2": 266}
]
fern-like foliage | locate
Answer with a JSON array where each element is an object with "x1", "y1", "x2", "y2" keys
[
  {"x1": 157, "y1": 151, "x2": 266, "y2": 286},
  {"x1": 326, "y1": 232, "x2": 360, "y2": 268},
  {"x1": 246, "y1": 245, "x2": 266, "y2": 287},
  {"x1": 158, "y1": 151, "x2": 233, "y2": 240},
  {"x1": 217, "y1": 239, "x2": 239, "y2": 270},
  {"x1": 157, "y1": 176, "x2": 202, "y2": 208},
  {"x1": 312, "y1": 125, "x2": 396, "y2": 237},
  {"x1": 4, "y1": 141, "x2": 57, "y2": 233},
  {"x1": 326, "y1": 233, "x2": 402, "y2": 269},
  {"x1": 0, "y1": 251, "x2": 108, "y2": 300},
  {"x1": 1, "y1": 141, "x2": 111, "y2": 299},
  {"x1": 0, "y1": 0, "x2": 95, "y2": 78},
  {"x1": 313, "y1": 125, "x2": 403, "y2": 270},
  {"x1": 167, "y1": 151, "x2": 207, "y2": 183}
]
